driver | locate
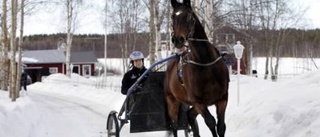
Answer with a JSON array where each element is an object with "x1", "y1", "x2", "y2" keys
[{"x1": 121, "y1": 51, "x2": 147, "y2": 95}]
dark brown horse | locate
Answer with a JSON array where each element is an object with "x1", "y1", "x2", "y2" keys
[{"x1": 164, "y1": 0, "x2": 230, "y2": 137}]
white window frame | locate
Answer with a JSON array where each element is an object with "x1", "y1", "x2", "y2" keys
[
  {"x1": 82, "y1": 65, "x2": 91, "y2": 77},
  {"x1": 49, "y1": 67, "x2": 58, "y2": 74}
]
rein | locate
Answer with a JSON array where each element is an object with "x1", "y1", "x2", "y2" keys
[
  {"x1": 183, "y1": 55, "x2": 223, "y2": 66},
  {"x1": 188, "y1": 38, "x2": 209, "y2": 42},
  {"x1": 180, "y1": 48, "x2": 224, "y2": 66}
]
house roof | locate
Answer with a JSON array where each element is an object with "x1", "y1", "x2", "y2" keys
[
  {"x1": 22, "y1": 50, "x2": 97, "y2": 64},
  {"x1": 214, "y1": 25, "x2": 257, "y2": 42},
  {"x1": 70, "y1": 51, "x2": 97, "y2": 63},
  {"x1": 22, "y1": 50, "x2": 65, "y2": 64}
]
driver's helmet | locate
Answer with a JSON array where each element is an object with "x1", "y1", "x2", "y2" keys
[{"x1": 129, "y1": 51, "x2": 144, "y2": 61}]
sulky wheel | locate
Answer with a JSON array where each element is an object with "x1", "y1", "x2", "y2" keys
[
  {"x1": 184, "y1": 119, "x2": 199, "y2": 137},
  {"x1": 106, "y1": 111, "x2": 120, "y2": 137}
]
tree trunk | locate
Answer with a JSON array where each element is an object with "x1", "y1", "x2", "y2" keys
[
  {"x1": 66, "y1": 0, "x2": 73, "y2": 78},
  {"x1": 155, "y1": 1, "x2": 162, "y2": 62},
  {"x1": 148, "y1": 0, "x2": 156, "y2": 65},
  {"x1": 1, "y1": 0, "x2": 9, "y2": 91},
  {"x1": 10, "y1": 0, "x2": 18, "y2": 101},
  {"x1": 204, "y1": 0, "x2": 213, "y2": 41},
  {"x1": 271, "y1": 29, "x2": 286, "y2": 82},
  {"x1": 16, "y1": 0, "x2": 25, "y2": 97},
  {"x1": 264, "y1": 56, "x2": 269, "y2": 80},
  {"x1": 166, "y1": 0, "x2": 173, "y2": 56}
]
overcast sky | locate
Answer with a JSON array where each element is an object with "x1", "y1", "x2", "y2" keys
[
  {"x1": 298, "y1": 0, "x2": 320, "y2": 29},
  {"x1": 23, "y1": 0, "x2": 320, "y2": 36}
]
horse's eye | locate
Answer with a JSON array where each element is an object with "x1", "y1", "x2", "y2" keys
[{"x1": 180, "y1": 37, "x2": 185, "y2": 42}]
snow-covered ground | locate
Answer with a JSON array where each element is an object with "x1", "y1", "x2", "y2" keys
[
  {"x1": 99, "y1": 57, "x2": 320, "y2": 78},
  {"x1": 1, "y1": 58, "x2": 320, "y2": 137},
  {"x1": 253, "y1": 57, "x2": 320, "y2": 79}
]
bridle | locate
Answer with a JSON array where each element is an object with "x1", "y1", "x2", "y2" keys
[
  {"x1": 171, "y1": 9, "x2": 208, "y2": 48},
  {"x1": 171, "y1": 9, "x2": 223, "y2": 67}
]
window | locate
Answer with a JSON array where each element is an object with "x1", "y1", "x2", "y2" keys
[
  {"x1": 72, "y1": 65, "x2": 80, "y2": 74},
  {"x1": 82, "y1": 65, "x2": 91, "y2": 77},
  {"x1": 215, "y1": 33, "x2": 235, "y2": 44},
  {"x1": 226, "y1": 34, "x2": 235, "y2": 44},
  {"x1": 49, "y1": 67, "x2": 58, "y2": 74}
]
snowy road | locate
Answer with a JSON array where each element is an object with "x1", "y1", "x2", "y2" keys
[
  {"x1": 27, "y1": 81, "x2": 191, "y2": 137},
  {"x1": 28, "y1": 91, "x2": 187, "y2": 137},
  {"x1": 29, "y1": 90, "x2": 109, "y2": 137}
]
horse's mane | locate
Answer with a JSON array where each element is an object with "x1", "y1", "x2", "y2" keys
[
  {"x1": 190, "y1": 11, "x2": 208, "y2": 40},
  {"x1": 186, "y1": 10, "x2": 217, "y2": 62}
]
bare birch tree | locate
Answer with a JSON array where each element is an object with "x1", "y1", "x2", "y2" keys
[
  {"x1": 225, "y1": 0, "x2": 262, "y2": 75},
  {"x1": 166, "y1": 0, "x2": 173, "y2": 56},
  {"x1": 192, "y1": 0, "x2": 225, "y2": 42},
  {"x1": 108, "y1": 0, "x2": 128, "y2": 73},
  {"x1": 63, "y1": 0, "x2": 83, "y2": 77},
  {"x1": 9, "y1": 0, "x2": 18, "y2": 101},
  {"x1": 65, "y1": 0, "x2": 73, "y2": 77},
  {"x1": 226, "y1": 0, "x2": 305, "y2": 80},
  {"x1": 143, "y1": 0, "x2": 169, "y2": 66},
  {"x1": 108, "y1": 0, "x2": 146, "y2": 73},
  {"x1": 1, "y1": 0, "x2": 9, "y2": 91},
  {"x1": 148, "y1": 0, "x2": 157, "y2": 65},
  {"x1": 256, "y1": 0, "x2": 303, "y2": 81},
  {"x1": 1, "y1": 0, "x2": 51, "y2": 95},
  {"x1": 16, "y1": 0, "x2": 25, "y2": 98}
]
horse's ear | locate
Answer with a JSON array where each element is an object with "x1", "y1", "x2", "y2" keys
[
  {"x1": 171, "y1": 0, "x2": 178, "y2": 8},
  {"x1": 183, "y1": 0, "x2": 191, "y2": 8}
]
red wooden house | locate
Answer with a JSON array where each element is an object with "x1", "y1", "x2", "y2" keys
[
  {"x1": 213, "y1": 25, "x2": 256, "y2": 74},
  {"x1": 22, "y1": 49, "x2": 97, "y2": 82}
]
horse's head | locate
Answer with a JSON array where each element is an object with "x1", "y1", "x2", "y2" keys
[{"x1": 171, "y1": 0, "x2": 196, "y2": 49}]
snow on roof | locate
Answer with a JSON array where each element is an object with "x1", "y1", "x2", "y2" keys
[{"x1": 22, "y1": 50, "x2": 65, "y2": 64}]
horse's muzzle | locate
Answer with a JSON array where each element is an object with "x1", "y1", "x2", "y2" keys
[{"x1": 171, "y1": 36, "x2": 186, "y2": 49}]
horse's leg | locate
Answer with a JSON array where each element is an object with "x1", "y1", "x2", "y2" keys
[
  {"x1": 187, "y1": 107, "x2": 200, "y2": 137},
  {"x1": 166, "y1": 95, "x2": 180, "y2": 137},
  {"x1": 216, "y1": 99, "x2": 228, "y2": 137},
  {"x1": 199, "y1": 107, "x2": 218, "y2": 137}
]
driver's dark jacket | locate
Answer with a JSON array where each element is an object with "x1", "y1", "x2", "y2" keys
[{"x1": 121, "y1": 66, "x2": 147, "y2": 95}]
